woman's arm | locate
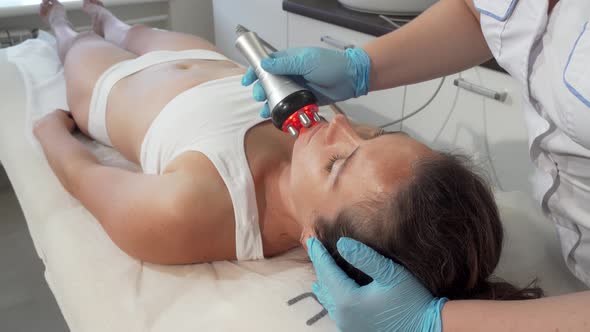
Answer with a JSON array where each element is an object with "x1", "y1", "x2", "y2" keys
[
  {"x1": 365, "y1": 0, "x2": 492, "y2": 90},
  {"x1": 443, "y1": 291, "x2": 590, "y2": 332},
  {"x1": 34, "y1": 110, "x2": 236, "y2": 264}
]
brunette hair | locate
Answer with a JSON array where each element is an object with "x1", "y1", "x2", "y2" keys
[{"x1": 314, "y1": 152, "x2": 543, "y2": 300}]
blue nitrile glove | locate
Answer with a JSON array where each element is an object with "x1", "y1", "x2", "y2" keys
[
  {"x1": 241, "y1": 47, "x2": 371, "y2": 118},
  {"x1": 307, "y1": 237, "x2": 448, "y2": 332}
]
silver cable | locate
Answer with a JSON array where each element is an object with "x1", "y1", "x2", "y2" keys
[
  {"x1": 7, "y1": 29, "x2": 13, "y2": 46},
  {"x1": 379, "y1": 76, "x2": 446, "y2": 129},
  {"x1": 477, "y1": 69, "x2": 505, "y2": 191},
  {"x1": 376, "y1": 17, "x2": 447, "y2": 129},
  {"x1": 379, "y1": 15, "x2": 402, "y2": 29}
]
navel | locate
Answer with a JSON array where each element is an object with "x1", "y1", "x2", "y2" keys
[{"x1": 176, "y1": 63, "x2": 192, "y2": 70}]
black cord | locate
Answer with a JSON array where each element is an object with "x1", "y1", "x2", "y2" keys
[{"x1": 6, "y1": 29, "x2": 13, "y2": 46}]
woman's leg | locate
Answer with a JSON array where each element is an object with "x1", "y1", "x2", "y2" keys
[
  {"x1": 41, "y1": 0, "x2": 136, "y2": 136},
  {"x1": 40, "y1": 0, "x2": 77, "y2": 62},
  {"x1": 82, "y1": 0, "x2": 223, "y2": 55}
]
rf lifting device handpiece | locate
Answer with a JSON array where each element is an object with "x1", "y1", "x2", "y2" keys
[{"x1": 235, "y1": 25, "x2": 321, "y2": 137}]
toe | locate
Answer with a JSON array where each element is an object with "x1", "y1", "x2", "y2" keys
[{"x1": 40, "y1": 2, "x2": 49, "y2": 16}]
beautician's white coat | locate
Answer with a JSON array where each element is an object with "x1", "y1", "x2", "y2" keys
[{"x1": 474, "y1": 0, "x2": 590, "y2": 287}]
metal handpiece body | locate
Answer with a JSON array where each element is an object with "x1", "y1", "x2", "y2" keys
[{"x1": 235, "y1": 26, "x2": 320, "y2": 137}]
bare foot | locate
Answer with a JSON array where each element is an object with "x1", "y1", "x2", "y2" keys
[
  {"x1": 82, "y1": 0, "x2": 130, "y2": 46},
  {"x1": 39, "y1": 0, "x2": 68, "y2": 27},
  {"x1": 82, "y1": 0, "x2": 106, "y2": 37}
]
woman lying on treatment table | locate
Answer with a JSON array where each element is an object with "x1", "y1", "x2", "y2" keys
[{"x1": 36, "y1": 0, "x2": 541, "y2": 301}]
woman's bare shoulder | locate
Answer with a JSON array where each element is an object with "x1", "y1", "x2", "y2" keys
[
  {"x1": 165, "y1": 150, "x2": 234, "y2": 219},
  {"x1": 153, "y1": 151, "x2": 238, "y2": 263}
]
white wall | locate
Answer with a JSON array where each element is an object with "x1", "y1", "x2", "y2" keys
[
  {"x1": 0, "y1": 1, "x2": 215, "y2": 42},
  {"x1": 213, "y1": 0, "x2": 287, "y2": 63},
  {"x1": 169, "y1": 0, "x2": 214, "y2": 43},
  {"x1": 0, "y1": 2, "x2": 170, "y2": 31}
]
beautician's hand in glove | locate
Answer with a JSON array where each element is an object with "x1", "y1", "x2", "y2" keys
[
  {"x1": 307, "y1": 237, "x2": 448, "y2": 332},
  {"x1": 241, "y1": 47, "x2": 372, "y2": 118}
]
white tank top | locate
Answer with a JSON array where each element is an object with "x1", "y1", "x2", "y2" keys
[{"x1": 140, "y1": 74, "x2": 268, "y2": 261}]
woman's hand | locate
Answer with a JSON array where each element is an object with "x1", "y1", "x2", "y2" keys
[{"x1": 34, "y1": 109, "x2": 76, "y2": 139}]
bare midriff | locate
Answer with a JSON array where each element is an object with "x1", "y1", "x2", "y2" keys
[{"x1": 105, "y1": 58, "x2": 246, "y2": 164}]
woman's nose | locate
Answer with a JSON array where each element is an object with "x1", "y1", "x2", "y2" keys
[
  {"x1": 332, "y1": 114, "x2": 348, "y2": 126},
  {"x1": 325, "y1": 114, "x2": 356, "y2": 145}
]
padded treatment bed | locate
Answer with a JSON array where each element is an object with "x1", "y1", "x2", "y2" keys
[{"x1": 0, "y1": 34, "x2": 586, "y2": 332}]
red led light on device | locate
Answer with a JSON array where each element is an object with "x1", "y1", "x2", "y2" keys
[{"x1": 281, "y1": 104, "x2": 320, "y2": 134}]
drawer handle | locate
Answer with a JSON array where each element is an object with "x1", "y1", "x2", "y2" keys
[
  {"x1": 320, "y1": 36, "x2": 355, "y2": 50},
  {"x1": 453, "y1": 78, "x2": 507, "y2": 102}
]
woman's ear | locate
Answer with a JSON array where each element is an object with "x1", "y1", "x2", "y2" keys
[{"x1": 300, "y1": 227, "x2": 317, "y2": 250}]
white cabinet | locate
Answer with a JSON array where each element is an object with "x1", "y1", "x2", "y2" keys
[
  {"x1": 287, "y1": 13, "x2": 404, "y2": 130},
  {"x1": 402, "y1": 69, "x2": 484, "y2": 152},
  {"x1": 169, "y1": 0, "x2": 214, "y2": 42},
  {"x1": 475, "y1": 67, "x2": 532, "y2": 194},
  {"x1": 213, "y1": 0, "x2": 287, "y2": 64},
  {"x1": 402, "y1": 66, "x2": 532, "y2": 193}
]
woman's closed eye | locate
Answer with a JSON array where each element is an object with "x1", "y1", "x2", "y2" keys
[{"x1": 325, "y1": 154, "x2": 344, "y2": 173}]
